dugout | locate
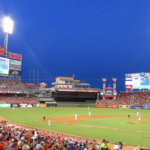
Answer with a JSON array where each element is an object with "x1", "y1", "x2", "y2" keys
[{"x1": 46, "y1": 102, "x2": 57, "y2": 107}]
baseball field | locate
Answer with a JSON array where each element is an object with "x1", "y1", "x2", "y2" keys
[{"x1": 0, "y1": 107, "x2": 150, "y2": 147}]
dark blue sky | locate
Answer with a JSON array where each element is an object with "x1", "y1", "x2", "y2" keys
[{"x1": 0, "y1": 0, "x2": 150, "y2": 91}]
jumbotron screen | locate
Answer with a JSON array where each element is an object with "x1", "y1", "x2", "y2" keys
[
  {"x1": 125, "y1": 72, "x2": 150, "y2": 89},
  {"x1": 0, "y1": 57, "x2": 9, "y2": 75}
]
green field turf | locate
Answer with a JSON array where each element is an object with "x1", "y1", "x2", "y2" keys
[{"x1": 0, "y1": 107, "x2": 150, "y2": 147}]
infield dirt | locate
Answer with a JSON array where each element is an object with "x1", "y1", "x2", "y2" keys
[{"x1": 37, "y1": 115, "x2": 150, "y2": 125}]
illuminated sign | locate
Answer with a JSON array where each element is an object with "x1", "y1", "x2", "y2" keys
[
  {"x1": 0, "y1": 57, "x2": 9, "y2": 75},
  {"x1": 9, "y1": 53, "x2": 22, "y2": 60}
]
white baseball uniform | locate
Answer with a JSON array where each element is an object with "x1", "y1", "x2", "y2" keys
[
  {"x1": 89, "y1": 112, "x2": 91, "y2": 116},
  {"x1": 138, "y1": 116, "x2": 141, "y2": 121},
  {"x1": 75, "y1": 114, "x2": 77, "y2": 120},
  {"x1": 13, "y1": 106, "x2": 15, "y2": 110},
  {"x1": 48, "y1": 119, "x2": 51, "y2": 126},
  {"x1": 88, "y1": 107, "x2": 89, "y2": 110},
  {"x1": 137, "y1": 112, "x2": 139, "y2": 116}
]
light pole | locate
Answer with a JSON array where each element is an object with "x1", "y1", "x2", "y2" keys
[{"x1": 2, "y1": 16, "x2": 14, "y2": 57}]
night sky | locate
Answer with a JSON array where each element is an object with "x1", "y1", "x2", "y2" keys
[{"x1": 0, "y1": 0, "x2": 150, "y2": 91}]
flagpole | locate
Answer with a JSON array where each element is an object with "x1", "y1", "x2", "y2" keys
[
  {"x1": 37, "y1": 71, "x2": 39, "y2": 84},
  {"x1": 33, "y1": 69, "x2": 35, "y2": 83},
  {"x1": 29, "y1": 69, "x2": 31, "y2": 83}
]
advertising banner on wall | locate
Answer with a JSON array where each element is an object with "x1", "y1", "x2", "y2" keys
[
  {"x1": 0, "y1": 46, "x2": 5, "y2": 57},
  {"x1": 119, "y1": 105, "x2": 130, "y2": 109},
  {"x1": 108, "y1": 105, "x2": 118, "y2": 108},
  {"x1": 0, "y1": 104, "x2": 11, "y2": 108},
  {"x1": 0, "y1": 57, "x2": 9, "y2": 75},
  {"x1": 96, "y1": 104, "x2": 106, "y2": 108},
  {"x1": 144, "y1": 106, "x2": 150, "y2": 109},
  {"x1": 20, "y1": 103, "x2": 28, "y2": 107},
  {"x1": 24, "y1": 83, "x2": 39, "y2": 87},
  {"x1": 9, "y1": 70, "x2": 21, "y2": 76},
  {"x1": 131, "y1": 106, "x2": 143, "y2": 109},
  {"x1": 11, "y1": 103, "x2": 20, "y2": 107}
]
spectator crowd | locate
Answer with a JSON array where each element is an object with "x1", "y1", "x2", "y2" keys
[{"x1": 0, "y1": 121, "x2": 123, "y2": 150}]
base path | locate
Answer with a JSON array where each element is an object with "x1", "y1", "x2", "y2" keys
[{"x1": 37, "y1": 115, "x2": 150, "y2": 124}]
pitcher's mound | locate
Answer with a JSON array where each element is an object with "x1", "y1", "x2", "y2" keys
[{"x1": 128, "y1": 122, "x2": 148, "y2": 125}]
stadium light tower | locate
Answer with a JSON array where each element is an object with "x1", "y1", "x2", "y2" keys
[{"x1": 2, "y1": 16, "x2": 14, "y2": 57}]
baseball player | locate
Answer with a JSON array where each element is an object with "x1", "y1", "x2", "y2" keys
[
  {"x1": 89, "y1": 111, "x2": 91, "y2": 116},
  {"x1": 138, "y1": 116, "x2": 141, "y2": 122},
  {"x1": 13, "y1": 105, "x2": 15, "y2": 110},
  {"x1": 137, "y1": 112, "x2": 139, "y2": 116},
  {"x1": 75, "y1": 114, "x2": 77, "y2": 120},
  {"x1": 88, "y1": 107, "x2": 89, "y2": 110},
  {"x1": 48, "y1": 118, "x2": 51, "y2": 126}
]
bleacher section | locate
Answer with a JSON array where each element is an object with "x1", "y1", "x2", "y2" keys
[
  {"x1": 117, "y1": 93, "x2": 133, "y2": 105},
  {"x1": 0, "y1": 78, "x2": 28, "y2": 91},
  {"x1": 118, "y1": 92, "x2": 150, "y2": 105},
  {"x1": 0, "y1": 95, "x2": 37, "y2": 103},
  {"x1": 100, "y1": 99, "x2": 115, "y2": 104}
]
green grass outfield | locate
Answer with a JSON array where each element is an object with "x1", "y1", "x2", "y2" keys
[{"x1": 0, "y1": 107, "x2": 150, "y2": 147}]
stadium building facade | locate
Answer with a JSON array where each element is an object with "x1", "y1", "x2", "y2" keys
[{"x1": 49, "y1": 77, "x2": 101, "y2": 102}]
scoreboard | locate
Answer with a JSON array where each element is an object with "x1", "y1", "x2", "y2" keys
[{"x1": 125, "y1": 72, "x2": 150, "y2": 90}]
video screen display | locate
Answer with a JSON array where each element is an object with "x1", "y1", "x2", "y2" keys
[
  {"x1": 0, "y1": 57, "x2": 9, "y2": 75},
  {"x1": 125, "y1": 72, "x2": 150, "y2": 89}
]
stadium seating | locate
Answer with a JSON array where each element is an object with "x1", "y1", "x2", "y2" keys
[
  {"x1": 0, "y1": 95, "x2": 37, "y2": 103},
  {"x1": 118, "y1": 92, "x2": 150, "y2": 105},
  {"x1": 100, "y1": 99, "x2": 115, "y2": 104},
  {"x1": 0, "y1": 122, "x2": 101, "y2": 150},
  {"x1": 0, "y1": 78, "x2": 28, "y2": 92}
]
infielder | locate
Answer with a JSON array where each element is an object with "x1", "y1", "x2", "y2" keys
[
  {"x1": 48, "y1": 118, "x2": 51, "y2": 126},
  {"x1": 75, "y1": 114, "x2": 77, "y2": 120},
  {"x1": 137, "y1": 112, "x2": 139, "y2": 116},
  {"x1": 138, "y1": 116, "x2": 141, "y2": 122},
  {"x1": 89, "y1": 111, "x2": 91, "y2": 116},
  {"x1": 13, "y1": 105, "x2": 15, "y2": 110}
]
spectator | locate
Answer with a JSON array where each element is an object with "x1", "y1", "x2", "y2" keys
[
  {"x1": 100, "y1": 140, "x2": 109, "y2": 150},
  {"x1": 118, "y1": 141, "x2": 123, "y2": 150},
  {"x1": 113, "y1": 143, "x2": 119, "y2": 150}
]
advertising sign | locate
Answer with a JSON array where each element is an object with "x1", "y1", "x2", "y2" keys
[
  {"x1": 10, "y1": 59, "x2": 21, "y2": 66},
  {"x1": 9, "y1": 70, "x2": 21, "y2": 76},
  {"x1": 40, "y1": 104, "x2": 46, "y2": 107},
  {"x1": 0, "y1": 57, "x2": 9, "y2": 75},
  {"x1": 0, "y1": 104, "x2": 11, "y2": 108},
  {"x1": 0, "y1": 46, "x2": 5, "y2": 56},
  {"x1": 108, "y1": 105, "x2": 118, "y2": 108},
  {"x1": 125, "y1": 72, "x2": 150, "y2": 90},
  {"x1": 131, "y1": 106, "x2": 143, "y2": 109},
  {"x1": 9, "y1": 53, "x2": 22, "y2": 60},
  {"x1": 125, "y1": 85, "x2": 133, "y2": 89},
  {"x1": 11, "y1": 103, "x2": 20, "y2": 107},
  {"x1": 96, "y1": 104, "x2": 106, "y2": 108},
  {"x1": 119, "y1": 105, "x2": 130, "y2": 109},
  {"x1": 144, "y1": 106, "x2": 150, "y2": 109},
  {"x1": 10, "y1": 64, "x2": 21, "y2": 71},
  {"x1": 24, "y1": 83, "x2": 39, "y2": 87}
]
